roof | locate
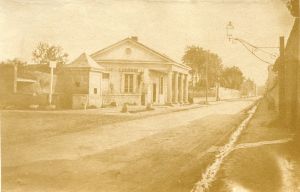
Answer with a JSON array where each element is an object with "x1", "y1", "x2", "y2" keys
[
  {"x1": 16, "y1": 78, "x2": 37, "y2": 83},
  {"x1": 65, "y1": 52, "x2": 104, "y2": 70},
  {"x1": 90, "y1": 37, "x2": 191, "y2": 71}
]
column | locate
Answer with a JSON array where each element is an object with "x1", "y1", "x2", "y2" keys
[
  {"x1": 133, "y1": 74, "x2": 137, "y2": 93},
  {"x1": 121, "y1": 73, "x2": 125, "y2": 93},
  {"x1": 179, "y1": 73, "x2": 184, "y2": 103},
  {"x1": 184, "y1": 74, "x2": 189, "y2": 103},
  {"x1": 174, "y1": 72, "x2": 178, "y2": 103},
  {"x1": 143, "y1": 69, "x2": 151, "y2": 105},
  {"x1": 167, "y1": 71, "x2": 173, "y2": 104}
]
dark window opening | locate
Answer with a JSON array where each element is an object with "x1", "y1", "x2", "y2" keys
[
  {"x1": 75, "y1": 82, "x2": 80, "y2": 87},
  {"x1": 103, "y1": 73, "x2": 110, "y2": 79},
  {"x1": 159, "y1": 76, "x2": 164, "y2": 94}
]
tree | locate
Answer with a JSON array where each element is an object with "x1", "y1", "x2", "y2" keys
[
  {"x1": 182, "y1": 46, "x2": 207, "y2": 74},
  {"x1": 182, "y1": 46, "x2": 207, "y2": 89},
  {"x1": 286, "y1": 0, "x2": 299, "y2": 17},
  {"x1": 207, "y1": 53, "x2": 223, "y2": 88},
  {"x1": 32, "y1": 42, "x2": 68, "y2": 68},
  {"x1": 221, "y1": 66, "x2": 244, "y2": 90},
  {"x1": 182, "y1": 46, "x2": 223, "y2": 89}
]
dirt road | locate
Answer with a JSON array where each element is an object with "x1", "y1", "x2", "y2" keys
[{"x1": 2, "y1": 98, "x2": 257, "y2": 192}]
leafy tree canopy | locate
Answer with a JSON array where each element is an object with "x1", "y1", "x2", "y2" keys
[
  {"x1": 182, "y1": 46, "x2": 223, "y2": 88},
  {"x1": 286, "y1": 0, "x2": 299, "y2": 17},
  {"x1": 221, "y1": 66, "x2": 244, "y2": 90},
  {"x1": 32, "y1": 42, "x2": 68, "y2": 67}
]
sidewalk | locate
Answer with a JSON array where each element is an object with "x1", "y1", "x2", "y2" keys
[
  {"x1": 2, "y1": 103, "x2": 205, "y2": 116},
  {"x1": 210, "y1": 97, "x2": 300, "y2": 192}
]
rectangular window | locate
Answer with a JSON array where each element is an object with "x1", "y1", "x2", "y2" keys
[
  {"x1": 159, "y1": 76, "x2": 164, "y2": 94},
  {"x1": 94, "y1": 88, "x2": 97, "y2": 94},
  {"x1": 124, "y1": 74, "x2": 134, "y2": 93}
]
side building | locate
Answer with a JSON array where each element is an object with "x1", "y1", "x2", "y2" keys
[{"x1": 58, "y1": 37, "x2": 191, "y2": 109}]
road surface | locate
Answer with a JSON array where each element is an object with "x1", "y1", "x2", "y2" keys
[{"x1": 2, "y1": 98, "x2": 257, "y2": 192}]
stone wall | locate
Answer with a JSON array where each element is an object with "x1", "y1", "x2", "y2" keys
[
  {"x1": 72, "y1": 94, "x2": 103, "y2": 109},
  {"x1": 59, "y1": 70, "x2": 90, "y2": 95},
  {"x1": 102, "y1": 94, "x2": 141, "y2": 106}
]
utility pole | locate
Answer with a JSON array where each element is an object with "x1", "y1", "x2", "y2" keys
[
  {"x1": 13, "y1": 64, "x2": 18, "y2": 93},
  {"x1": 215, "y1": 59, "x2": 220, "y2": 101},
  {"x1": 49, "y1": 61, "x2": 56, "y2": 105},
  {"x1": 205, "y1": 54, "x2": 209, "y2": 104},
  {"x1": 278, "y1": 36, "x2": 285, "y2": 119},
  {"x1": 216, "y1": 77, "x2": 220, "y2": 101}
]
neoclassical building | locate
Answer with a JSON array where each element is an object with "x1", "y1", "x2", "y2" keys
[{"x1": 59, "y1": 37, "x2": 191, "y2": 109}]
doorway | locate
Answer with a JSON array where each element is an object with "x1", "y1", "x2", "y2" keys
[{"x1": 153, "y1": 83, "x2": 157, "y2": 103}]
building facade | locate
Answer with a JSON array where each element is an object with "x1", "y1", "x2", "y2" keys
[{"x1": 59, "y1": 37, "x2": 191, "y2": 109}]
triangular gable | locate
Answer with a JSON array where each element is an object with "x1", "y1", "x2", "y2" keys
[{"x1": 90, "y1": 38, "x2": 177, "y2": 63}]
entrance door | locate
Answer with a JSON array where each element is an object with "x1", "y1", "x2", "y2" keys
[
  {"x1": 153, "y1": 84, "x2": 157, "y2": 103},
  {"x1": 141, "y1": 93, "x2": 146, "y2": 105}
]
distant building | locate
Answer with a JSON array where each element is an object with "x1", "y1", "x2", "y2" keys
[
  {"x1": 240, "y1": 79, "x2": 256, "y2": 97},
  {"x1": 58, "y1": 37, "x2": 191, "y2": 109}
]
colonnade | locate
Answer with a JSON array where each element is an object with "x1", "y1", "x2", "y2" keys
[{"x1": 167, "y1": 71, "x2": 189, "y2": 104}]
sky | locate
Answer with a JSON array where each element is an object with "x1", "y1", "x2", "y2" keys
[{"x1": 0, "y1": 0, "x2": 295, "y2": 85}]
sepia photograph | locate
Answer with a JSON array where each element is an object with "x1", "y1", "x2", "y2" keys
[{"x1": 0, "y1": 0, "x2": 299, "y2": 191}]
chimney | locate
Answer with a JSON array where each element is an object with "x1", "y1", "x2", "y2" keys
[{"x1": 130, "y1": 36, "x2": 138, "y2": 41}]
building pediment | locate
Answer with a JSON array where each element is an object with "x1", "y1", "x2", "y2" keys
[{"x1": 91, "y1": 37, "x2": 176, "y2": 63}]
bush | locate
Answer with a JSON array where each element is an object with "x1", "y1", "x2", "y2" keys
[
  {"x1": 121, "y1": 103, "x2": 128, "y2": 113},
  {"x1": 87, "y1": 105, "x2": 97, "y2": 109},
  {"x1": 146, "y1": 103, "x2": 154, "y2": 110},
  {"x1": 110, "y1": 102, "x2": 117, "y2": 107}
]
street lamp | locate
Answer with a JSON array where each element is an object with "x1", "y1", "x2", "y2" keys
[
  {"x1": 226, "y1": 21, "x2": 234, "y2": 41},
  {"x1": 225, "y1": 21, "x2": 285, "y2": 118},
  {"x1": 226, "y1": 22, "x2": 279, "y2": 64}
]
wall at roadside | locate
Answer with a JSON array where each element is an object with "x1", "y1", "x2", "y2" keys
[
  {"x1": 219, "y1": 87, "x2": 241, "y2": 100},
  {"x1": 192, "y1": 87, "x2": 241, "y2": 103},
  {"x1": 284, "y1": 18, "x2": 299, "y2": 129}
]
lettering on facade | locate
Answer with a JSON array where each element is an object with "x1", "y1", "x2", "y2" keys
[{"x1": 119, "y1": 68, "x2": 139, "y2": 72}]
